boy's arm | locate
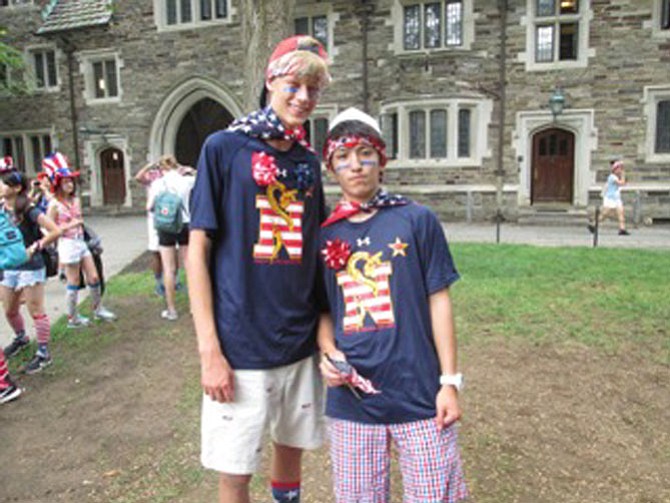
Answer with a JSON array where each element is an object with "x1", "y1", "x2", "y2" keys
[
  {"x1": 430, "y1": 287, "x2": 462, "y2": 430},
  {"x1": 187, "y1": 230, "x2": 235, "y2": 403},
  {"x1": 317, "y1": 312, "x2": 347, "y2": 387}
]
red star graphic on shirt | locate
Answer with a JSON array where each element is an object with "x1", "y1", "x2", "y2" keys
[{"x1": 388, "y1": 237, "x2": 409, "y2": 257}]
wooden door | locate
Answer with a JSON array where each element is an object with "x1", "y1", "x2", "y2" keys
[
  {"x1": 100, "y1": 148, "x2": 126, "y2": 205},
  {"x1": 531, "y1": 128, "x2": 574, "y2": 204}
]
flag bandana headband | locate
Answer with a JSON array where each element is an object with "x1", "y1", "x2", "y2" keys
[
  {"x1": 321, "y1": 189, "x2": 409, "y2": 228},
  {"x1": 228, "y1": 106, "x2": 313, "y2": 152},
  {"x1": 324, "y1": 135, "x2": 387, "y2": 172}
]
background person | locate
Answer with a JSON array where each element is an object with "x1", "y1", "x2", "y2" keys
[
  {"x1": 146, "y1": 161, "x2": 195, "y2": 321},
  {"x1": 589, "y1": 159, "x2": 630, "y2": 236},
  {"x1": 44, "y1": 152, "x2": 117, "y2": 328},
  {"x1": 0, "y1": 166, "x2": 61, "y2": 374}
]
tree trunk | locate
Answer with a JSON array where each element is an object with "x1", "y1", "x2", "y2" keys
[{"x1": 241, "y1": 0, "x2": 294, "y2": 113}]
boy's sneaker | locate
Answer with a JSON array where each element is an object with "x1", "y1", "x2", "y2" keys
[
  {"x1": 67, "y1": 314, "x2": 90, "y2": 329},
  {"x1": 4, "y1": 336, "x2": 30, "y2": 358},
  {"x1": 94, "y1": 306, "x2": 117, "y2": 322},
  {"x1": 161, "y1": 309, "x2": 178, "y2": 321},
  {"x1": 22, "y1": 353, "x2": 52, "y2": 375},
  {"x1": 618, "y1": 229, "x2": 630, "y2": 236},
  {"x1": 154, "y1": 283, "x2": 166, "y2": 297},
  {"x1": 0, "y1": 381, "x2": 22, "y2": 404}
]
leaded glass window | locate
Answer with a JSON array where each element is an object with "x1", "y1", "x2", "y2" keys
[
  {"x1": 655, "y1": 100, "x2": 670, "y2": 153},
  {"x1": 458, "y1": 108, "x2": 471, "y2": 158},
  {"x1": 404, "y1": 5, "x2": 421, "y2": 50},
  {"x1": 430, "y1": 110, "x2": 447, "y2": 158},
  {"x1": 409, "y1": 110, "x2": 426, "y2": 159}
]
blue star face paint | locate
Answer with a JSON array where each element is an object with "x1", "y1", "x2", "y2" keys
[
  {"x1": 283, "y1": 86, "x2": 299, "y2": 94},
  {"x1": 335, "y1": 162, "x2": 352, "y2": 173}
]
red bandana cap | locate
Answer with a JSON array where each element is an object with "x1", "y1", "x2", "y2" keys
[
  {"x1": 611, "y1": 160, "x2": 624, "y2": 172},
  {"x1": 324, "y1": 107, "x2": 388, "y2": 171},
  {"x1": 266, "y1": 35, "x2": 330, "y2": 81}
]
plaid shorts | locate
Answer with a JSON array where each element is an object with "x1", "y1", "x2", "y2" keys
[{"x1": 328, "y1": 417, "x2": 469, "y2": 503}]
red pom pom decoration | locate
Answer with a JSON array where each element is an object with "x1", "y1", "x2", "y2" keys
[
  {"x1": 251, "y1": 151, "x2": 278, "y2": 187},
  {"x1": 321, "y1": 238, "x2": 352, "y2": 270}
]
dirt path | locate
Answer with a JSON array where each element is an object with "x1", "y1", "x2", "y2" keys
[{"x1": 1, "y1": 289, "x2": 668, "y2": 502}]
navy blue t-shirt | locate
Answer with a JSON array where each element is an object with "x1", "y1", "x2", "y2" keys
[
  {"x1": 190, "y1": 129, "x2": 326, "y2": 370},
  {"x1": 320, "y1": 202, "x2": 459, "y2": 424}
]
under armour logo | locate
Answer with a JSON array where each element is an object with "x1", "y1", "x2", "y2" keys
[
  {"x1": 277, "y1": 168, "x2": 288, "y2": 178},
  {"x1": 357, "y1": 237, "x2": 371, "y2": 247}
]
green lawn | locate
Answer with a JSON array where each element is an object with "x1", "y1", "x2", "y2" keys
[{"x1": 450, "y1": 243, "x2": 669, "y2": 362}]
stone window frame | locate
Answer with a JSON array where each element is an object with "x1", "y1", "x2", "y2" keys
[
  {"x1": 153, "y1": 0, "x2": 236, "y2": 32},
  {"x1": 293, "y1": 3, "x2": 340, "y2": 59},
  {"x1": 304, "y1": 104, "x2": 338, "y2": 162},
  {"x1": 388, "y1": 0, "x2": 475, "y2": 55},
  {"x1": 519, "y1": 0, "x2": 594, "y2": 72},
  {"x1": 24, "y1": 44, "x2": 60, "y2": 93},
  {"x1": 644, "y1": 0, "x2": 670, "y2": 39},
  {"x1": 379, "y1": 97, "x2": 492, "y2": 168},
  {"x1": 642, "y1": 85, "x2": 670, "y2": 164},
  {"x1": 0, "y1": 129, "x2": 53, "y2": 175},
  {"x1": 77, "y1": 49, "x2": 123, "y2": 105}
]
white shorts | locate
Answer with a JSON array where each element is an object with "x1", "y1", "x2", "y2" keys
[
  {"x1": 201, "y1": 354, "x2": 325, "y2": 475},
  {"x1": 603, "y1": 196, "x2": 623, "y2": 209},
  {"x1": 58, "y1": 237, "x2": 91, "y2": 265},
  {"x1": 1, "y1": 267, "x2": 46, "y2": 290},
  {"x1": 147, "y1": 213, "x2": 159, "y2": 252}
]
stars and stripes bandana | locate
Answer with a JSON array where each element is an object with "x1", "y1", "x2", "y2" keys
[
  {"x1": 228, "y1": 106, "x2": 313, "y2": 152},
  {"x1": 321, "y1": 189, "x2": 409, "y2": 228}
]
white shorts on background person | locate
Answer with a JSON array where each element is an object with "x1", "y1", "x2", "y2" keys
[
  {"x1": 1, "y1": 268, "x2": 47, "y2": 290},
  {"x1": 603, "y1": 196, "x2": 623, "y2": 209},
  {"x1": 147, "y1": 212, "x2": 160, "y2": 252},
  {"x1": 201, "y1": 354, "x2": 325, "y2": 474},
  {"x1": 58, "y1": 237, "x2": 91, "y2": 265}
]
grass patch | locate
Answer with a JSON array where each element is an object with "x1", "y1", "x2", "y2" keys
[{"x1": 450, "y1": 243, "x2": 670, "y2": 362}]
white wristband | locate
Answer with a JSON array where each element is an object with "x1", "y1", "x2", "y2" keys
[{"x1": 439, "y1": 373, "x2": 463, "y2": 391}]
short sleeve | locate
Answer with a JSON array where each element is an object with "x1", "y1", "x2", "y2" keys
[
  {"x1": 189, "y1": 133, "x2": 227, "y2": 232},
  {"x1": 414, "y1": 206, "x2": 459, "y2": 294}
]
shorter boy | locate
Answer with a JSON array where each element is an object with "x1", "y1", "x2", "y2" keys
[{"x1": 318, "y1": 108, "x2": 468, "y2": 503}]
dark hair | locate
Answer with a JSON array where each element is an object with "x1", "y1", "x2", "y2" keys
[
  {"x1": 55, "y1": 175, "x2": 77, "y2": 197},
  {"x1": 326, "y1": 120, "x2": 384, "y2": 145},
  {"x1": 1, "y1": 171, "x2": 31, "y2": 221}
]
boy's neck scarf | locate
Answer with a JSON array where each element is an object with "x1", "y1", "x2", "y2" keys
[
  {"x1": 228, "y1": 106, "x2": 312, "y2": 152},
  {"x1": 322, "y1": 189, "x2": 409, "y2": 228}
]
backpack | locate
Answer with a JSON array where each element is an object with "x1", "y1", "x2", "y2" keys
[
  {"x1": 153, "y1": 189, "x2": 183, "y2": 234},
  {"x1": 0, "y1": 210, "x2": 28, "y2": 270}
]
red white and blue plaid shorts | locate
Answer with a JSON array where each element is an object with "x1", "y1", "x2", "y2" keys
[{"x1": 328, "y1": 417, "x2": 469, "y2": 503}]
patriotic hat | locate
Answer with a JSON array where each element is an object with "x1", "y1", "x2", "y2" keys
[
  {"x1": 41, "y1": 151, "x2": 79, "y2": 186},
  {"x1": 0, "y1": 155, "x2": 14, "y2": 173}
]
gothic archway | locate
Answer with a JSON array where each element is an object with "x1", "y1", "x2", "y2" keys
[{"x1": 175, "y1": 98, "x2": 233, "y2": 167}]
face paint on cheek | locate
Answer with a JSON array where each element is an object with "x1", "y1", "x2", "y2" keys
[
  {"x1": 360, "y1": 160, "x2": 378, "y2": 168},
  {"x1": 282, "y1": 86, "x2": 299, "y2": 94},
  {"x1": 334, "y1": 163, "x2": 352, "y2": 173}
]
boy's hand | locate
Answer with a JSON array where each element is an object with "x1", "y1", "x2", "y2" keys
[
  {"x1": 435, "y1": 385, "x2": 462, "y2": 430},
  {"x1": 319, "y1": 350, "x2": 348, "y2": 387},
  {"x1": 200, "y1": 349, "x2": 235, "y2": 403}
]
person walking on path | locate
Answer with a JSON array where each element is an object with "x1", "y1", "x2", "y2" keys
[
  {"x1": 135, "y1": 155, "x2": 193, "y2": 297},
  {"x1": 589, "y1": 160, "x2": 630, "y2": 236},
  {"x1": 44, "y1": 152, "x2": 117, "y2": 328},
  {"x1": 188, "y1": 35, "x2": 331, "y2": 503},
  {"x1": 317, "y1": 108, "x2": 469, "y2": 502},
  {"x1": 146, "y1": 161, "x2": 195, "y2": 321},
  {"x1": 0, "y1": 165, "x2": 61, "y2": 374}
]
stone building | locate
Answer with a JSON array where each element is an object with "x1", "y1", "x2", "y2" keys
[{"x1": 1, "y1": 0, "x2": 669, "y2": 223}]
